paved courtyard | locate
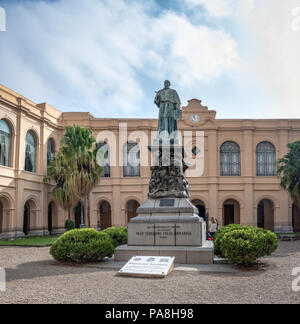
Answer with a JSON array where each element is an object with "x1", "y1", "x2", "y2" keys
[{"x1": 0, "y1": 241, "x2": 299, "y2": 304}]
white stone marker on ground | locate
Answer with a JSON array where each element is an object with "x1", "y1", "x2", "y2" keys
[{"x1": 119, "y1": 256, "x2": 175, "y2": 278}]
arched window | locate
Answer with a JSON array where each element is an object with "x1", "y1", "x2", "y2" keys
[
  {"x1": 123, "y1": 142, "x2": 140, "y2": 177},
  {"x1": 25, "y1": 131, "x2": 37, "y2": 173},
  {"x1": 97, "y1": 141, "x2": 110, "y2": 177},
  {"x1": 47, "y1": 138, "x2": 56, "y2": 166},
  {"x1": 0, "y1": 120, "x2": 11, "y2": 167},
  {"x1": 220, "y1": 142, "x2": 241, "y2": 176},
  {"x1": 256, "y1": 142, "x2": 276, "y2": 176}
]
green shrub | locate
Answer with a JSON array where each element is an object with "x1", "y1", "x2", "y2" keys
[
  {"x1": 102, "y1": 227, "x2": 127, "y2": 248},
  {"x1": 50, "y1": 228, "x2": 114, "y2": 263},
  {"x1": 214, "y1": 224, "x2": 242, "y2": 257},
  {"x1": 65, "y1": 220, "x2": 75, "y2": 232},
  {"x1": 220, "y1": 227, "x2": 278, "y2": 266}
]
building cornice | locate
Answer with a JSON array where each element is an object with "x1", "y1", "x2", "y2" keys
[{"x1": 2, "y1": 84, "x2": 300, "y2": 131}]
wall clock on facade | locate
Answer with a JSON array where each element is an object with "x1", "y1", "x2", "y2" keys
[{"x1": 190, "y1": 114, "x2": 200, "y2": 123}]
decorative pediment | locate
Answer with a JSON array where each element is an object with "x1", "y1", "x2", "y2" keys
[
  {"x1": 182, "y1": 98, "x2": 216, "y2": 127},
  {"x1": 183, "y1": 99, "x2": 209, "y2": 112}
]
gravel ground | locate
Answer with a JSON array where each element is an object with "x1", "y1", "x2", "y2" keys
[{"x1": 0, "y1": 241, "x2": 299, "y2": 304}]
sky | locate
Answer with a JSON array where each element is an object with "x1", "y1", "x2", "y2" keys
[{"x1": 0, "y1": 0, "x2": 300, "y2": 119}]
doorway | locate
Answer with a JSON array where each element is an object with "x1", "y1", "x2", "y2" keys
[
  {"x1": 257, "y1": 199, "x2": 274, "y2": 231},
  {"x1": 223, "y1": 199, "x2": 240, "y2": 226},
  {"x1": 99, "y1": 201, "x2": 112, "y2": 230},
  {"x1": 48, "y1": 203, "x2": 53, "y2": 234},
  {"x1": 224, "y1": 205, "x2": 234, "y2": 225},
  {"x1": 126, "y1": 200, "x2": 140, "y2": 223},
  {"x1": 191, "y1": 199, "x2": 207, "y2": 222},
  {"x1": 292, "y1": 204, "x2": 300, "y2": 232},
  {"x1": 23, "y1": 202, "x2": 30, "y2": 235},
  {"x1": 74, "y1": 202, "x2": 85, "y2": 229}
]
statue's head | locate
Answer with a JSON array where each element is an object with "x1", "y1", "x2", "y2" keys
[{"x1": 164, "y1": 80, "x2": 171, "y2": 89}]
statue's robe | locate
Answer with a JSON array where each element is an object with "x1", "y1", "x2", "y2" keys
[{"x1": 154, "y1": 88, "x2": 182, "y2": 137}]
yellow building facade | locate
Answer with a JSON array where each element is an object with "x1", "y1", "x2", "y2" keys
[{"x1": 0, "y1": 84, "x2": 300, "y2": 239}]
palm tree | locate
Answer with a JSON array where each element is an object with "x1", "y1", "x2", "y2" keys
[
  {"x1": 44, "y1": 151, "x2": 77, "y2": 220},
  {"x1": 45, "y1": 125, "x2": 103, "y2": 227},
  {"x1": 277, "y1": 141, "x2": 300, "y2": 207},
  {"x1": 60, "y1": 125, "x2": 103, "y2": 227}
]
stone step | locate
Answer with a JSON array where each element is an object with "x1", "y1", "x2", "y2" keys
[{"x1": 114, "y1": 243, "x2": 214, "y2": 265}]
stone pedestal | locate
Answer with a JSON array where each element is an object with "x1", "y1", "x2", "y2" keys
[
  {"x1": 115, "y1": 142, "x2": 214, "y2": 264},
  {"x1": 127, "y1": 198, "x2": 206, "y2": 246},
  {"x1": 115, "y1": 242, "x2": 214, "y2": 265}
]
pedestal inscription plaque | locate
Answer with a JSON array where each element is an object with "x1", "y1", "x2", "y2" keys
[
  {"x1": 160, "y1": 199, "x2": 175, "y2": 207},
  {"x1": 154, "y1": 224, "x2": 176, "y2": 245}
]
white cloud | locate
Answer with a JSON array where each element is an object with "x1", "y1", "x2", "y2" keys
[
  {"x1": 184, "y1": 0, "x2": 234, "y2": 17},
  {"x1": 236, "y1": 0, "x2": 300, "y2": 117},
  {"x1": 150, "y1": 14, "x2": 239, "y2": 87},
  {"x1": 0, "y1": 0, "x2": 239, "y2": 116}
]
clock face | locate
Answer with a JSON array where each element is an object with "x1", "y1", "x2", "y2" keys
[{"x1": 190, "y1": 114, "x2": 200, "y2": 123}]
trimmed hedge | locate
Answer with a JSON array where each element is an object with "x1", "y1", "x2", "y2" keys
[
  {"x1": 102, "y1": 227, "x2": 127, "y2": 248},
  {"x1": 65, "y1": 220, "x2": 75, "y2": 232},
  {"x1": 214, "y1": 224, "x2": 242, "y2": 257},
  {"x1": 50, "y1": 228, "x2": 114, "y2": 263},
  {"x1": 215, "y1": 226, "x2": 278, "y2": 266}
]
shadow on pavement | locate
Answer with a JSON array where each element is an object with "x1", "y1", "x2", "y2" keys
[{"x1": 5, "y1": 259, "x2": 113, "y2": 282}]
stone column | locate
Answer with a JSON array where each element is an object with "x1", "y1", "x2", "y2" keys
[
  {"x1": 208, "y1": 130, "x2": 218, "y2": 222},
  {"x1": 112, "y1": 129, "x2": 122, "y2": 227},
  {"x1": 243, "y1": 128, "x2": 254, "y2": 226},
  {"x1": 90, "y1": 191, "x2": 98, "y2": 229},
  {"x1": 14, "y1": 109, "x2": 24, "y2": 237},
  {"x1": 276, "y1": 128, "x2": 292, "y2": 232}
]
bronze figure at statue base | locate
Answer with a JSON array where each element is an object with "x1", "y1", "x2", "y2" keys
[
  {"x1": 114, "y1": 81, "x2": 214, "y2": 264},
  {"x1": 148, "y1": 144, "x2": 189, "y2": 199}
]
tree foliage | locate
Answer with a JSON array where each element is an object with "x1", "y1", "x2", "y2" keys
[
  {"x1": 277, "y1": 141, "x2": 300, "y2": 207},
  {"x1": 44, "y1": 125, "x2": 103, "y2": 225},
  {"x1": 44, "y1": 150, "x2": 77, "y2": 219}
]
